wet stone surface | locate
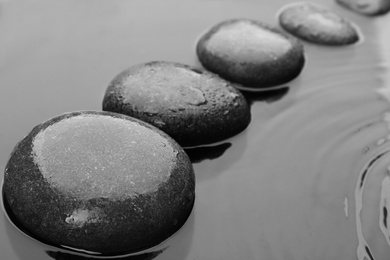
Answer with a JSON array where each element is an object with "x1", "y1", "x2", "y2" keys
[
  {"x1": 102, "y1": 61, "x2": 251, "y2": 147},
  {"x1": 2, "y1": 0, "x2": 390, "y2": 259},
  {"x1": 336, "y1": 0, "x2": 390, "y2": 16},
  {"x1": 2, "y1": 111, "x2": 195, "y2": 256},
  {"x1": 278, "y1": 2, "x2": 360, "y2": 45},
  {"x1": 196, "y1": 18, "x2": 305, "y2": 89}
]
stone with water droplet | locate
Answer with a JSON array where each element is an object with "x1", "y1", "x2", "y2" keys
[
  {"x1": 103, "y1": 61, "x2": 251, "y2": 147},
  {"x1": 196, "y1": 18, "x2": 305, "y2": 89},
  {"x1": 336, "y1": 0, "x2": 390, "y2": 16},
  {"x1": 2, "y1": 111, "x2": 195, "y2": 256},
  {"x1": 278, "y1": 3, "x2": 360, "y2": 45}
]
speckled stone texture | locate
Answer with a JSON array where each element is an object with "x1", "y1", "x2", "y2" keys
[
  {"x1": 196, "y1": 19, "x2": 305, "y2": 89},
  {"x1": 102, "y1": 61, "x2": 251, "y2": 147},
  {"x1": 2, "y1": 111, "x2": 195, "y2": 256},
  {"x1": 279, "y1": 3, "x2": 360, "y2": 45}
]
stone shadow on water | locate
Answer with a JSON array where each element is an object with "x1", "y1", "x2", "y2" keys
[
  {"x1": 181, "y1": 86, "x2": 289, "y2": 164},
  {"x1": 241, "y1": 86, "x2": 290, "y2": 106},
  {"x1": 46, "y1": 249, "x2": 165, "y2": 260},
  {"x1": 184, "y1": 142, "x2": 232, "y2": 164}
]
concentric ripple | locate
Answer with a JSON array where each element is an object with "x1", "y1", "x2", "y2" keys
[{"x1": 1, "y1": 0, "x2": 390, "y2": 259}]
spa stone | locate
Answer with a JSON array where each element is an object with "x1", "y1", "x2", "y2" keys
[
  {"x1": 196, "y1": 19, "x2": 305, "y2": 89},
  {"x1": 279, "y1": 3, "x2": 360, "y2": 45},
  {"x1": 2, "y1": 111, "x2": 195, "y2": 255},
  {"x1": 336, "y1": 0, "x2": 390, "y2": 16},
  {"x1": 102, "y1": 61, "x2": 251, "y2": 147}
]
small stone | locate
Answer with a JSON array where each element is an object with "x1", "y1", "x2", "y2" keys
[
  {"x1": 336, "y1": 0, "x2": 390, "y2": 16},
  {"x1": 279, "y1": 2, "x2": 360, "y2": 45},
  {"x1": 196, "y1": 19, "x2": 305, "y2": 89},
  {"x1": 2, "y1": 111, "x2": 195, "y2": 255},
  {"x1": 102, "y1": 61, "x2": 251, "y2": 147}
]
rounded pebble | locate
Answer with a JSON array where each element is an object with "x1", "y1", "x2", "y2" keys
[
  {"x1": 196, "y1": 18, "x2": 305, "y2": 89},
  {"x1": 2, "y1": 111, "x2": 195, "y2": 255},
  {"x1": 279, "y1": 2, "x2": 360, "y2": 45},
  {"x1": 102, "y1": 61, "x2": 251, "y2": 147},
  {"x1": 336, "y1": 0, "x2": 390, "y2": 16}
]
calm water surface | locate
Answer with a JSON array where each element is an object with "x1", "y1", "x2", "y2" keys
[{"x1": 1, "y1": 0, "x2": 390, "y2": 259}]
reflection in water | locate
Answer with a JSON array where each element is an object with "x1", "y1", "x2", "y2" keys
[
  {"x1": 184, "y1": 142, "x2": 232, "y2": 163},
  {"x1": 355, "y1": 151, "x2": 388, "y2": 260},
  {"x1": 353, "y1": 109, "x2": 390, "y2": 260},
  {"x1": 1, "y1": 0, "x2": 390, "y2": 259},
  {"x1": 379, "y1": 174, "x2": 390, "y2": 245},
  {"x1": 46, "y1": 249, "x2": 165, "y2": 260},
  {"x1": 242, "y1": 86, "x2": 290, "y2": 105}
]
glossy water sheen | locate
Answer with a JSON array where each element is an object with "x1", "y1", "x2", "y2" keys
[{"x1": 1, "y1": 0, "x2": 390, "y2": 259}]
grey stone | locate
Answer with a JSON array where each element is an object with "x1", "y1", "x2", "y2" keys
[
  {"x1": 196, "y1": 19, "x2": 305, "y2": 89},
  {"x1": 279, "y1": 3, "x2": 360, "y2": 45},
  {"x1": 103, "y1": 61, "x2": 251, "y2": 147},
  {"x1": 3, "y1": 111, "x2": 195, "y2": 255}
]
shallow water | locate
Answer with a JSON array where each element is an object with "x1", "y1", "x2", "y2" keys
[{"x1": 1, "y1": 0, "x2": 390, "y2": 259}]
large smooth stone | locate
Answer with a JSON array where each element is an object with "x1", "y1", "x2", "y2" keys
[
  {"x1": 2, "y1": 111, "x2": 195, "y2": 256},
  {"x1": 336, "y1": 0, "x2": 390, "y2": 16},
  {"x1": 196, "y1": 19, "x2": 305, "y2": 89},
  {"x1": 279, "y1": 3, "x2": 360, "y2": 45},
  {"x1": 102, "y1": 61, "x2": 251, "y2": 147}
]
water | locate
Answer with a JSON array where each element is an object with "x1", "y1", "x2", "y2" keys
[{"x1": 1, "y1": 0, "x2": 390, "y2": 259}]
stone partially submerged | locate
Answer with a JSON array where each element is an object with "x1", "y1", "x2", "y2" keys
[
  {"x1": 278, "y1": 2, "x2": 360, "y2": 45},
  {"x1": 196, "y1": 19, "x2": 305, "y2": 89},
  {"x1": 103, "y1": 61, "x2": 251, "y2": 147},
  {"x1": 3, "y1": 111, "x2": 195, "y2": 256},
  {"x1": 336, "y1": 0, "x2": 390, "y2": 16}
]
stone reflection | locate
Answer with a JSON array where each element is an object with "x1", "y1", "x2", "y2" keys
[
  {"x1": 184, "y1": 142, "x2": 232, "y2": 163},
  {"x1": 242, "y1": 86, "x2": 289, "y2": 105},
  {"x1": 46, "y1": 249, "x2": 165, "y2": 260}
]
